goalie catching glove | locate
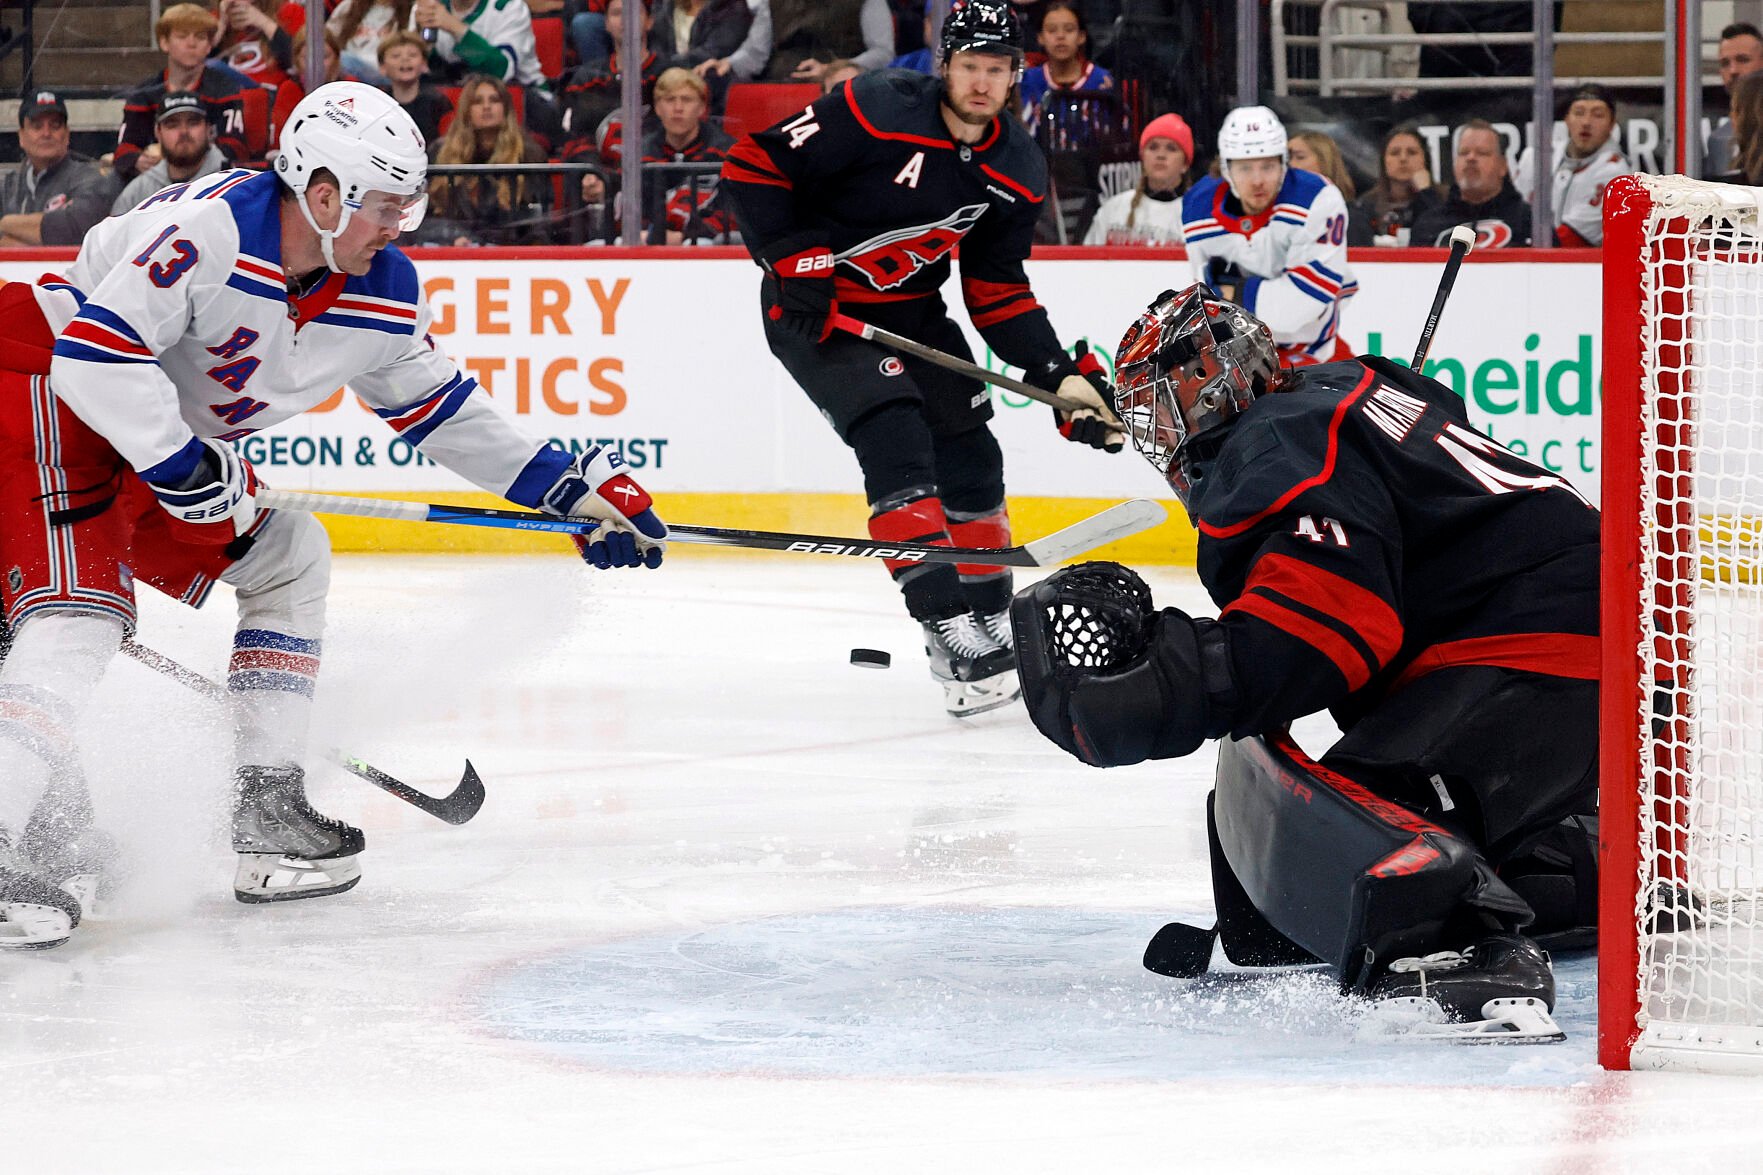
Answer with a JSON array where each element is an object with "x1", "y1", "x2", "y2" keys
[
  {"x1": 541, "y1": 445, "x2": 669, "y2": 569},
  {"x1": 143, "y1": 435, "x2": 262, "y2": 546},
  {"x1": 1010, "y1": 561, "x2": 1236, "y2": 766},
  {"x1": 1042, "y1": 343, "x2": 1125, "y2": 452}
]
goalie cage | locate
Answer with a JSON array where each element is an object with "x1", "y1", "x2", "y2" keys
[{"x1": 1602, "y1": 173, "x2": 1763, "y2": 1073}]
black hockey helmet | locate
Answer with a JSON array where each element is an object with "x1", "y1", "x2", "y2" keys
[
  {"x1": 1112, "y1": 284, "x2": 1282, "y2": 506},
  {"x1": 940, "y1": 0, "x2": 1024, "y2": 71}
]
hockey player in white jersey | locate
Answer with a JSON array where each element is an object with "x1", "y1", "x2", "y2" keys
[
  {"x1": 1178, "y1": 106, "x2": 1358, "y2": 366},
  {"x1": 0, "y1": 82, "x2": 668, "y2": 948}
]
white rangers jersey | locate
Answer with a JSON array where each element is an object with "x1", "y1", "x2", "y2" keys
[
  {"x1": 41, "y1": 168, "x2": 572, "y2": 505},
  {"x1": 1513, "y1": 139, "x2": 1630, "y2": 247},
  {"x1": 1178, "y1": 167, "x2": 1358, "y2": 365}
]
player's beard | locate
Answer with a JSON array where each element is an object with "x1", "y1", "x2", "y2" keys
[{"x1": 943, "y1": 89, "x2": 1008, "y2": 128}]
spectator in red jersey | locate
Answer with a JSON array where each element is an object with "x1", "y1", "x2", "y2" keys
[
  {"x1": 327, "y1": 0, "x2": 416, "y2": 87},
  {"x1": 1019, "y1": 2, "x2": 1112, "y2": 125},
  {"x1": 215, "y1": 0, "x2": 297, "y2": 88},
  {"x1": 559, "y1": 0, "x2": 661, "y2": 158},
  {"x1": 114, "y1": 4, "x2": 248, "y2": 180},
  {"x1": 579, "y1": 65, "x2": 732, "y2": 242},
  {"x1": 378, "y1": 29, "x2": 452, "y2": 144},
  {"x1": 421, "y1": 73, "x2": 553, "y2": 245}
]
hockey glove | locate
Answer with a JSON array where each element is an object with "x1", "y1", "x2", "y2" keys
[
  {"x1": 1049, "y1": 342, "x2": 1125, "y2": 453},
  {"x1": 144, "y1": 436, "x2": 261, "y2": 546},
  {"x1": 541, "y1": 445, "x2": 668, "y2": 569},
  {"x1": 760, "y1": 234, "x2": 838, "y2": 343}
]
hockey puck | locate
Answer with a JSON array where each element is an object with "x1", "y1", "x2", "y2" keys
[{"x1": 849, "y1": 648, "x2": 891, "y2": 669}]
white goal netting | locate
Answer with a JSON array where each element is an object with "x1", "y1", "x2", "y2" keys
[{"x1": 1628, "y1": 174, "x2": 1763, "y2": 1071}]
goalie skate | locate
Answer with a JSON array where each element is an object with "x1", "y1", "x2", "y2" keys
[
  {"x1": 923, "y1": 613, "x2": 1020, "y2": 717},
  {"x1": 232, "y1": 765, "x2": 364, "y2": 904},
  {"x1": 1362, "y1": 934, "x2": 1565, "y2": 1044}
]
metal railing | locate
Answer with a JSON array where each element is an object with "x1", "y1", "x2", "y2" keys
[
  {"x1": 419, "y1": 160, "x2": 733, "y2": 247},
  {"x1": 1270, "y1": 0, "x2": 1698, "y2": 96}
]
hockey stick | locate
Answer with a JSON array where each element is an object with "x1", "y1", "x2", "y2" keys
[
  {"x1": 255, "y1": 489, "x2": 1167, "y2": 569},
  {"x1": 829, "y1": 313, "x2": 1085, "y2": 412},
  {"x1": 1409, "y1": 223, "x2": 1476, "y2": 370},
  {"x1": 119, "y1": 639, "x2": 485, "y2": 825}
]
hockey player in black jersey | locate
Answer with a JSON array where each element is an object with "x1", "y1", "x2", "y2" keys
[
  {"x1": 719, "y1": 0, "x2": 1125, "y2": 717},
  {"x1": 1012, "y1": 285, "x2": 1600, "y2": 1041}
]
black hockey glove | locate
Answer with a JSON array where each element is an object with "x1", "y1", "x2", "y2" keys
[
  {"x1": 1011, "y1": 562, "x2": 1233, "y2": 767},
  {"x1": 760, "y1": 234, "x2": 838, "y2": 343},
  {"x1": 1042, "y1": 343, "x2": 1125, "y2": 453}
]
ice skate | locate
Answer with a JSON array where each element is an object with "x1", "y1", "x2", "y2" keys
[
  {"x1": 923, "y1": 613, "x2": 1020, "y2": 717},
  {"x1": 23, "y1": 784, "x2": 120, "y2": 921},
  {"x1": 975, "y1": 607, "x2": 1013, "y2": 651},
  {"x1": 232, "y1": 765, "x2": 364, "y2": 904},
  {"x1": 1364, "y1": 933, "x2": 1564, "y2": 1043},
  {"x1": 0, "y1": 833, "x2": 82, "y2": 950}
]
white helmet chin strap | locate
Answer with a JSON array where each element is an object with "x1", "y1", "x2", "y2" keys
[{"x1": 295, "y1": 188, "x2": 354, "y2": 273}]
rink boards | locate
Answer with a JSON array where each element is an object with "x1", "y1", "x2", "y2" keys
[{"x1": 0, "y1": 247, "x2": 1602, "y2": 564}]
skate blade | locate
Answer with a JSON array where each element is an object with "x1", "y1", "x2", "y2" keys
[
  {"x1": 940, "y1": 670, "x2": 1022, "y2": 718},
  {"x1": 0, "y1": 901, "x2": 74, "y2": 949},
  {"x1": 1361, "y1": 995, "x2": 1565, "y2": 1044},
  {"x1": 233, "y1": 853, "x2": 363, "y2": 904}
]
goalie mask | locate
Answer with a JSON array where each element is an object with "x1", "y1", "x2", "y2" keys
[{"x1": 1112, "y1": 284, "x2": 1281, "y2": 506}]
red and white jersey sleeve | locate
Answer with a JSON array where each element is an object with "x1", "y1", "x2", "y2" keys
[{"x1": 1179, "y1": 168, "x2": 1358, "y2": 364}]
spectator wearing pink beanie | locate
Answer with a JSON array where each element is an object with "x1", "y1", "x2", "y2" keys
[{"x1": 1083, "y1": 112, "x2": 1194, "y2": 245}]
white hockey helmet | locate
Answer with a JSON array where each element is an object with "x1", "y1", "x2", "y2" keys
[
  {"x1": 276, "y1": 81, "x2": 429, "y2": 270},
  {"x1": 1216, "y1": 105, "x2": 1288, "y2": 204}
]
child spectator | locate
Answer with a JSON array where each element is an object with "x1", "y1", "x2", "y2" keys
[
  {"x1": 579, "y1": 65, "x2": 732, "y2": 242},
  {"x1": 379, "y1": 29, "x2": 451, "y2": 143},
  {"x1": 1513, "y1": 83, "x2": 1631, "y2": 246},
  {"x1": 1083, "y1": 112, "x2": 1191, "y2": 246},
  {"x1": 559, "y1": 0, "x2": 661, "y2": 157},
  {"x1": 1019, "y1": 2, "x2": 1112, "y2": 124},
  {"x1": 327, "y1": 0, "x2": 415, "y2": 87},
  {"x1": 111, "y1": 91, "x2": 228, "y2": 215},
  {"x1": 1409, "y1": 120, "x2": 1532, "y2": 248},
  {"x1": 423, "y1": 73, "x2": 553, "y2": 245},
  {"x1": 215, "y1": 0, "x2": 297, "y2": 88},
  {"x1": 1288, "y1": 130, "x2": 1372, "y2": 246},
  {"x1": 0, "y1": 90, "x2": 116, "y2": 247},
  {"x1": 1354, "y1": 124, "x2": 1444, "y2": 246},
  {"x1": 114, "y1": 4, "x2": 247, "y2": 180}
]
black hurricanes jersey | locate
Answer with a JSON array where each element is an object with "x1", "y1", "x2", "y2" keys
[
  {"x1": 720, "y1": 69, "x2": 1071, "y2": 378},
  {"x1": 1189, "y1": 355, "x2": 1600, "y2": 734}
]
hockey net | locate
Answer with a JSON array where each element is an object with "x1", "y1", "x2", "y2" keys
[{"x1": 1602, "y1": 173, "x2": 1763, "y2": 1072}]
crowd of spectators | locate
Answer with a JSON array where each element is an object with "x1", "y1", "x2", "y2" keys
[{"x1": 0, "y1": 0, "x2": 1711, "y2": 252}]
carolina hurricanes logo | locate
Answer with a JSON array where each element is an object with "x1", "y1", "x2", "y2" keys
[
  {"x1": 1463, "y1": 222, "x2": 1514, "y2": 250},
  {"x1": 835, "y1": 203, "x2": 988, "y2": 291},
  {"x1": 879, "y1": 357, "x2": 905, "y2": 377}
]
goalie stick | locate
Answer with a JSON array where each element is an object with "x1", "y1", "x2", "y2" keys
[
  {"x1": 1410, "y1": 223, "x2": 1476, "y2": 370},
  {"x1": 119, "y1": 640, "x2": 485, "y2": 825},
  {"x1": 255, "y1": 489, "x2": 1167, "y2": 568}
]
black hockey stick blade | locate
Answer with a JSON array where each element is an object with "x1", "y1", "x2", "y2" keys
[
  {"x1": 339, "y1": 755, "x2": 485, "y2": 825},
  {"x1": 1143, "y1": 920, "x2": 1219, "y2": 978}
]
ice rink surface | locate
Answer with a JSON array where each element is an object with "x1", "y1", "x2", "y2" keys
[{"x1": 7, "y1": 552, "x2": 1763, "y2": 1174}]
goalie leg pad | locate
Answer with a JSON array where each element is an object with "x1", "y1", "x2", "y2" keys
[{"x1": 1211, "y1": 732, "x2": 1534, "y2": 991}]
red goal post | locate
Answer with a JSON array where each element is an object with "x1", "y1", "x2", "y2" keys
[{"x1": 1601, "y1": 173, "x2": 1763, "y2": 1073}]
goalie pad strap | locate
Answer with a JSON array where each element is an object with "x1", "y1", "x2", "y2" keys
[{"x1": 1211, "y1": 732, "x2": 1533, "y2": 990}]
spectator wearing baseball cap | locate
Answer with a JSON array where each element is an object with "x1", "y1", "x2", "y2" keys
[
  {"x1": 0, "y1": 89, "x2": 118, "y2": 247},
  {"x1": 111, "y1": 91, "x2": 229, "y2": 216},
  {"x1": 1514, "y1": 83, "x2": 1632, "y2": 246},
  {"x1": 1082, "y1": 111, "x2": 1193, "y2": 246}
]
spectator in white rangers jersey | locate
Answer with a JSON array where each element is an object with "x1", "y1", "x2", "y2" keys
[
  {"x1": 1514, "y1": 84, "x2": 1631, "y2": 247},
  {"x1": 0, "y1": 83, "x2": 667, "y2": 951},
  {"x1": 1177, "y1": 105, "x2": 1358, "y2": 366}
]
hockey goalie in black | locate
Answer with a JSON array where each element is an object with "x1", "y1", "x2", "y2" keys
[
  {"x1": 1013, "y1": 285, "x2": 1599, "y2": 1041},
  {"x1": 719, "y1": 0, "x2": 1124, "y2": 717}
]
